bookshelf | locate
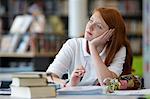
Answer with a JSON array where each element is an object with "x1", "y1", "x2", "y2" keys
[
  {"x1": 0, "y1": 0, "x2": 68, "y2": 72},
  {"x1": 0, "y1": 33, "x2": 67, "y2": 72},
  {"x1": 0, "y1": 0, "x2": 68, "y2": 34},
  {"x1": 0, "y1": 0, "x2": 143, "y2": 73},
  {"x1": 0, "y1": 51, "x2": 58, "y2": 58},
  {"x1": 88, "y1": 0, "x2": 142, "y2": 56}
]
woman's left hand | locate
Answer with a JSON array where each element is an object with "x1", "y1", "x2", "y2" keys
[{"x1": 89, "y1": 29, "x2": 114, "y2": 52}]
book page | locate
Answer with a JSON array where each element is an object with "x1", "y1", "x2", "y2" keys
[{"x1": 57, "y1": 86, "x2": 108, "y2": 95}]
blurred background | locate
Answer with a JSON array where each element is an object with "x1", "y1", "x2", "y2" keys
[{"x1": 0, "y1": 0, "x2": 150, "y2": 88}]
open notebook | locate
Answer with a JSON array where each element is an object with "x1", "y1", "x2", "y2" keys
[{"x1": 57, "y1": 86, "x2": 108, "y2": 95}]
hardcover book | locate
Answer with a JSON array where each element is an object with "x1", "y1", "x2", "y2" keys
[
  {"x1": 11, "y1": 77, "x2": 47, "y2": 87},
  {"x1": 11, "y1": 86, "x2": 56, "y2": 98},
  {"x1": 12, "y1": 72, "x2": 47, "y2": 78}
]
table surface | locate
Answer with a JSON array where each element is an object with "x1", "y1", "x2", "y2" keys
[{"x1": 0, "y1": 95, "x2": 145, "y2": 99}]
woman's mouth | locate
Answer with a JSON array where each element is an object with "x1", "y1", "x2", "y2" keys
[{"x1": 87, "y1": 31, "x2": 92, "y2": 36}]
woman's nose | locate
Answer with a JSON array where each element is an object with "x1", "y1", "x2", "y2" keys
[{"x1": 89, "y1": 23, "x2": 94, "y2": 31}]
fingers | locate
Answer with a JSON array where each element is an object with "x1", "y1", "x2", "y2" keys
[
  {"x1": 77, "y1": 65, "x2": 85, "y2": 69},
  {"x1": 101, "y1": 28, "x2": 114, "y2": 42},
  {"x1": 71, "y1": 65, "x2": 86, "y2": 79},
  {"x1": 74, "y1": 69, "x2": 85, "y2": 77},
  {"x1": 106, "y1": 28, "x2": 115, "y2": 41}
]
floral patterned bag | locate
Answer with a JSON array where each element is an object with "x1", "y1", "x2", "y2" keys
[{"x1": 103, "y1": 74, "x2": 142, "y2": 92}]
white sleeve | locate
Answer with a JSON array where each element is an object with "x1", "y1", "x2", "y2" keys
[
  {"x1": 108, "y1": 46, "x2": 126, "y2": 77},
  {"x1": 46, "y1": 39, "x2": 74, "y2": 78}
]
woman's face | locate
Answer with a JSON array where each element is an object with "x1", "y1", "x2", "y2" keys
[{"x1": 84, "y1": 11, "x2": 109, "y2": 41}]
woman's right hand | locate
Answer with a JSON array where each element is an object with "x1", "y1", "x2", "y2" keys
[{"x1": 67, "y1": 65, "x2": 86, "y2": 86}]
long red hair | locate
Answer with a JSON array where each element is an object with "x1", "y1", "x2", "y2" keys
[{"x1": 94, "y1": 7, "x2": 133, "y2": 75}]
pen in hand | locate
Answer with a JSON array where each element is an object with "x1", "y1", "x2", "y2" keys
[
  {"x1": 70, "y1": 62, "x2": 87, "y2": 86},
  {"x1": 80, "y1": 76, "x2": 83, "y2": 81},
  {"x1": 80, "y1": 62, "x2": 87, "y2": 81}
]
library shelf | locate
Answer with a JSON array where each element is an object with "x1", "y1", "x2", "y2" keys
[{"x1": 0, "y1": 52, "x2": 57, "y2": 58}]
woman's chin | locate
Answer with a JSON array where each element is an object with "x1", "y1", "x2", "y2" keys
[
  {"x1": 84, "y1": 36, "x2": 89, "y2": 40},
  {"x1": 84, "y1": 37, "x2": 92, "y2": 41},
  {"x1": 84, "y1": 34, "x2": 93, "y2": 41}
]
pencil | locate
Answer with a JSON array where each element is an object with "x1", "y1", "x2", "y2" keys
[{"x1": 80, "y1": 61, "x2": 87, "y2": 81}]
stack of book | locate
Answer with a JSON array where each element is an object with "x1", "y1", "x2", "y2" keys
[{"x1": 10, "y1": 72, "x2": 56, "y2": 98}]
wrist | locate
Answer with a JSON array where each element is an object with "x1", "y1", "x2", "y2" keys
[
  {"x1": 89, "y1": 43, "x2": 104, "y2": 53},
  {"x1": 89, "y1": 44, "x2": 98, "y2": 53}
]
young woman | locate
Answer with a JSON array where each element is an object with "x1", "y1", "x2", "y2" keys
[{"x1": 46, "y1": 7, "x2": 132, "y2": 87}]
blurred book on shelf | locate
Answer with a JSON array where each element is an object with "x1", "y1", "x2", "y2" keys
[
  {"x1": 9, "y1": 15, "x2": 33, "y2": 34},
  {"x1": 16, "y1": 35, "x2": 30, "y2": 53},
  {"x1": 0, "y1": 34, "x2": 29, "y2": 53},
  {"x1": 125, "y1": 20, "x2": 142, "y2": 35},
  {"x1": 0, "y1": 33, "x2": 66, "y2": 54},
  {"x1": 47, "y1": 16, "x2": 65, "y2": 35},
  {"x1": 8, "y1": 34, "x2": 22, "y2": 52},
  {"x1": 129, "y1": 38, "x2": 142, "y2": 55},
  {"x1": 90, "y1": 0, "x2": 141, "y2": 16},
  {"x1": 0, "y1": 35, "x2": 12, "y2": 52},
  {"x1": 29, "y1": 33, "x2": 66, "y2": 54}
]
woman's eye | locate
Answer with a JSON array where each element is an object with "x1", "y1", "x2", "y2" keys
[
  {"x1": 89, "y1": 19, "x2": 93, "y2": 23},
  {"x1": 96, "y1": 24, "x2": 102, "y2": 29}
]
